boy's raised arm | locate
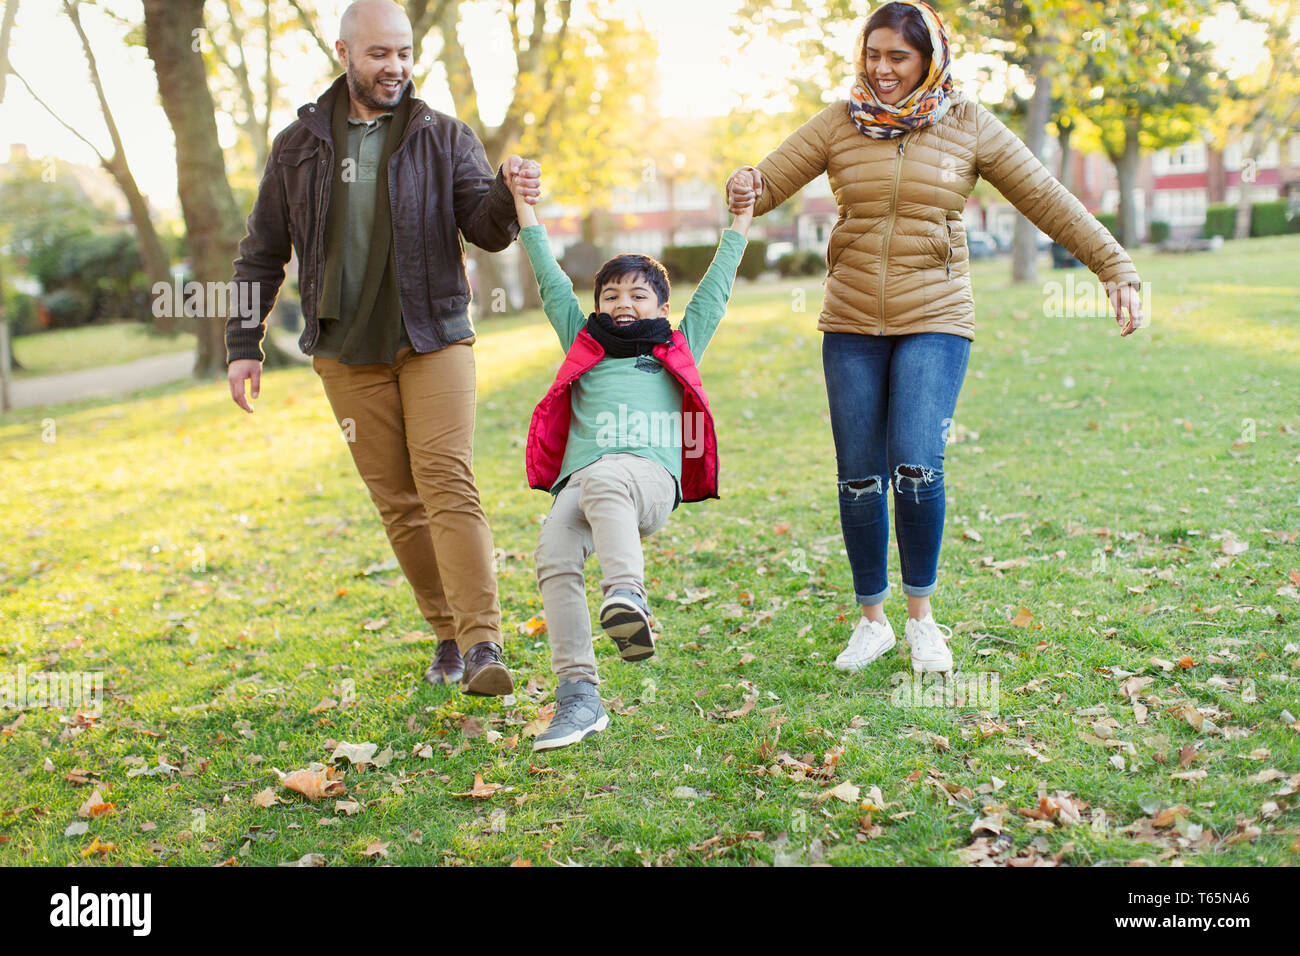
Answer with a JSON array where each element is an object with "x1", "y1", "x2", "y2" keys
[
  {"x1": 509, "y1": 160, "x2": 586, "y2": 351},
  {"x1": 679, "y1": 192, "x2": 754, "y2": 362}
]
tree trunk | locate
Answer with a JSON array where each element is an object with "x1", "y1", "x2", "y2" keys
[
  {"x1": 1056, "y1": 117, "x2": 1075, "y2": 192},
  {"x1": 517, "y1": 250, "x2": 542, "y2": 310},
  {"x1": 1233, "y1": 130, "x2": 1258, "y2": 240},
  {"x1": 1113, "y1": 112, "x2": 1143, "y2": 248},
  {"x1": 64, "y1": 0, "x2": 173, "y2": 328},
  {"x1": 0, "y1": 0, "x2": 17, "y2": 408},
  {"x1": 470, "y1": 245, "x2": 509, "y2": 317},
  {"x1": 142, "y1": 0, "x2": 291, "y2": 374},
  {"x1": 1012, "y1": 51, "x2": 1053, "y2": 283},
  {"x1": 106, "y1": 153, "x2": 173, "y2": 329}
]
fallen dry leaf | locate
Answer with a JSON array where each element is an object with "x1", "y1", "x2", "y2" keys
[
  {"x1": 77, "y1": 789, "x2": 114, "y2": 819},
  {"x1": 251, "y1": 788, "x2": 280, "y2": 808},
  {"x1": 330, "y1": 741, "x2": 378, "y2": 768},
  {"x1": 454, "y1": 773, "x2": 503, "y2": 800},
  {"x1": 714, "y1": 694, "x2": 758, "y2": 721},
  {"x1": 273, "y1": 763, "x2": 346, "y2": 801},
  {"x1": 80, "y1": 836, "x2": 115, "y2": 857},
  {"x1": 815, "y1": 781, "x2": 860, "y2": 805},
  {"x1": 1152, "y1": 805, "x2": 1191, "y2": 827},
  {"x1": 1120, "y1": 676, "x2": 1155, "y2": 698},
  {"x1": 522, "y1": 702, "x2": 556, "y2": 739}
]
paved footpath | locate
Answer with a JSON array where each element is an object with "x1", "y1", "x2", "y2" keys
[{"x1": 5, "y1": 333, "x2": 306, "y2": 411}]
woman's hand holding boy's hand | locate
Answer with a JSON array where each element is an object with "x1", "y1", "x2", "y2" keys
[
  {"x1": 726, "y1": 167, "x2": 763, "y2": 215},
  {"x1": 727, "y1": 168, "x2": 757, "y2": 235}
]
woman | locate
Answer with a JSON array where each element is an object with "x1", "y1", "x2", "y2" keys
[{"x1": 727, "y1": 0, "x2": 1142, "y2": 676}]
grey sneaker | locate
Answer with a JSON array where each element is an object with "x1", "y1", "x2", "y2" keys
[
  {"x1": 599, "y1": 589, "x2": 655, "y2": 661},
  {"x1": 533, "y1": 680, "x2": 609, "y2": 752}
]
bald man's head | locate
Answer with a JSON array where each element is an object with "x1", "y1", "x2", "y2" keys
[
  {"x1": 335, "y1": 0, "x2": 414, "y2": 119},
  {"x1": 339, "y1": 0, "x2": 412, "y2": 48}
]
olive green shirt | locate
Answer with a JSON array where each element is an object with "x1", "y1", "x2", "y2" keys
[{"x1": 313, "y1": 113, "x2": 411, "y2": 359}]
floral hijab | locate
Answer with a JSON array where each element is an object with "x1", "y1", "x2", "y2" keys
[{"x1": 848, "y1": 0, "x2": 954, "y2": 139}]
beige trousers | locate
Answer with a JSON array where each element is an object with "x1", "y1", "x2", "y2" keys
[
  {"x1": 534, "y1": 453, "x2": 676, "y2": 685},
  {"x1": 312, "y1": 342, "x2": 502, "y2": 653}
]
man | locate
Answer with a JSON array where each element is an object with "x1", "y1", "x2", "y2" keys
[{"x1": 226, "y1": 0, "x2": 538, "y2": 695}]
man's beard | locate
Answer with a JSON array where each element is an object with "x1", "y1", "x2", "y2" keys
[{"x1": 347, "y1": 62, "x2": 405, "y2": 111}]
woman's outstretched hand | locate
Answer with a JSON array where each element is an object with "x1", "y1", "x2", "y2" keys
[
  {"x1": 1109, "y1": 283, "x2": 1143, "y2": 337},
  {"x1": 727, "y1": 167, "x2": 763, "y2": 215}
]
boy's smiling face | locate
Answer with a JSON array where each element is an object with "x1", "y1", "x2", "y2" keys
[{"x1": 598, "y1": 273, "x2": 670, "y2": 325}]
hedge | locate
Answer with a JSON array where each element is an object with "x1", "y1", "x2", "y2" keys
[
  {"x1": 1203, "y1": 203, "x2": 1236, "y2": 239},
  {"x1": 658, "y1": 245, "x2": 716, "y2": 284},
  {"x1": 1148, "y1": 220, "x2": 1171, "y2": 244},
  {"x1": 1096, "y1": 212, "x2": 1120, "y2": 243},
  {"x1": 1249, "y1": 200, "x2": 1290, "y2": 238},
  {"x1": 776, "y1": 250, "x2": 824, "y2": 277},
  {"x1": 737, "y1": 240, "x2": 769, "y2": 280}
]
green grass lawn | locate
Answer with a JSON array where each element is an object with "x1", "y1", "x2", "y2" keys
[
  {"x1": 10, "y1": 322, "x2": 196, "y2": 378},
  {"x1": 2, "y1": 235, "x2": 1298, "y2": 867}
]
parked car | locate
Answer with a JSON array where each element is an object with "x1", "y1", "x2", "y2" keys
[
  {"x1": 1050, "y1": 242, "x2": 1083, "y2": 268},
  {"x1": 765, "y1": 241, "x2": 796, "y2": 266},
  {"x1": 967, "y1": 230, "x2": 1001, "y2": 259}
]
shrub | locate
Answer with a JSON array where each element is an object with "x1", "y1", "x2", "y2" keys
[
  {"x1": 4, "y1": 288, "x2": 42, "y2": 336},
  {"x1": 737, "y1": 239, "x2": 768, "y2": 280},
  {"x1": 41, "y1": 289, "x2": 91, "y2": 329},
  {"x1": 1249, "y1": 200, "x2": 1290, "y2": 238},
  {"x1": 1096, "y1": 212, "x2": 1120, "y2": 243},
  {"x1": 775, "y1": 250, "x2": 824, "y2": 277},
  {"x1": 658, "y1": 245, "x2": 716, "y2": 284},
  {"x1": 1148, "y1": 220, "x2": 1171, "y2": 244},
  {"x1": 1203, "y1": 203, "x2": 1235, "y2": 239}
]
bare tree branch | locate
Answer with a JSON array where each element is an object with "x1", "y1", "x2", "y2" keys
[
  {"x1": 0, "y1": 0, "x2": 19, "y2": 102},
  {"x1": 287, "y1": 0, "x2": 340, "y2": 69},
  {"x1": 9, "y1": 65, "x2": 107, "y2": 160},
  {"x1": 217, "y1": 0, "x2": 269, "y2": 168},
  {"x1": 263, "y1": 0, "x2": 273, "y2": 156}
]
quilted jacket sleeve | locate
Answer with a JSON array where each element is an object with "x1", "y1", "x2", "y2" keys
[
  {"x1": 975, "y1": 104, "x2": 1139, "y2": 288},
  {"x1": 753, "y1": 104, "x2": 835, "y2": 217}
]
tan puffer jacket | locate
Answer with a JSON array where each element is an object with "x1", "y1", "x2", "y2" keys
[{"x1": 752, "y1": 91, "x2": 1140, "y2": 340}]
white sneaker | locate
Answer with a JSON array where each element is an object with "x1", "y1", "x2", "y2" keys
[
  {"x1": 834, "y1": 617, "x2": 896, "y2": 672},
  {"x1": 905, "y1": 615, "x2": 954, "y2": 673}
]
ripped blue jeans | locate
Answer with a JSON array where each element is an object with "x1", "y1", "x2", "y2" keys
[{"x1": 822, "y1": 331, "x2": 970, "y2": 605}]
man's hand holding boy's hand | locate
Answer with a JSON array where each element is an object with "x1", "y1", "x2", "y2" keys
[
  {"x1": 506, "y1": 155, "x2": 542, "y2": 204},
  {"x1": 505, "y1": 155, "x2": 542, "y2": 227}
]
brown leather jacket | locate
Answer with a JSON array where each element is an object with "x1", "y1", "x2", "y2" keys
[
  {"x1": 226, "y1": 75, "x2": 518, "y2": 364},
  {"x1": 753, "y1": 91, "x2": 1140, "y2": 339}
]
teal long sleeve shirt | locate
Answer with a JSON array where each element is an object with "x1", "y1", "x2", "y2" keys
[{"x1": 518, "y1": 224, "x2": 747, "y2": 496}]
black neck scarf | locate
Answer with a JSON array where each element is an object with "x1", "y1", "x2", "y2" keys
[{"x1": 585, "y1": 312, "x2": 672, "y2": 358}]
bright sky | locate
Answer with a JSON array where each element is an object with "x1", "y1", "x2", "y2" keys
[{"x1": 0, "y1": 0, "x2": 1275, "y2": 220}]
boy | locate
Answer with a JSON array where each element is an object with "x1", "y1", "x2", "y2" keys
[{"x1": 509, "y1": 159, "x2": 754, "y2": 752}]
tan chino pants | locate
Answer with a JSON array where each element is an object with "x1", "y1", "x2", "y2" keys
[{"x1": 313, "y1": 342, "x2": 502, "y2": 653}]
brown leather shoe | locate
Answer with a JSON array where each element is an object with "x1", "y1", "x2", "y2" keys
[
  {"x1": 424, "y1": 639, "x2": 464, "y2": 685},
  {"x1": 461, "y1": 641, "x2": 514, "y2": 697}
]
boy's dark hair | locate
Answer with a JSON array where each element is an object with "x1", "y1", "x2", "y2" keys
[{"x1": 593, "y1": 254, "x2": 671, "y2": 309}]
